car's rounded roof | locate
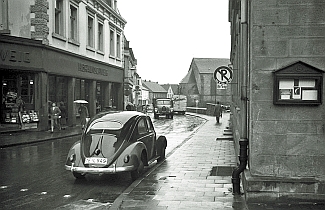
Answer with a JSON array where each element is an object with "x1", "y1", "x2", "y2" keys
[{"x1": 90, "y1": 111, "x2": 146, "y2": 125}]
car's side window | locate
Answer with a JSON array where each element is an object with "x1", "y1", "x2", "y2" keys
[
  {"x1": 146, "y1": 117, "x2": 154, "y2": 132},
  {"x1": 137, "y1": 118, "x2": 148, "y2": 135}
]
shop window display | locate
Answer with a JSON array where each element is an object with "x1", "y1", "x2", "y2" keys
[{"x1": 1, "y1": 73, "x2": 38, "y2": 130}]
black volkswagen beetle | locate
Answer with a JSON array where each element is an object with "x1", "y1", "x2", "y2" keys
[{"x1": 65, "y1": 111, "x2": 167, "y2": 180}]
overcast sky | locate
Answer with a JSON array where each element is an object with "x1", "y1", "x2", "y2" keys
[{"x1": 117, "y1": 0, "x2": 231, "y2": 84}]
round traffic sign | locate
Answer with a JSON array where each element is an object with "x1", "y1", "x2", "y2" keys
[{"x1": 214, "y1": 66, "x2": 233, "y2": 84}]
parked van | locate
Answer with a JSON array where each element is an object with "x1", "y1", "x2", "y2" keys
[{"x1": 173, "y1": 95, "x2": 187, "y2": 115}]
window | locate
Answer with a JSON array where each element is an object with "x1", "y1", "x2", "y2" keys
[
  {"x1": 146, "y1": 117, "x2": 154, "y2": 132},
  {"x1": 109, "y1": 29, "x2": 115, "y2": 56},
  {"x1": 137, "y1": 119, "x2": 148, "y2": 135},
  {"x1": 0, "y1": 0, "x2": 9, "y2": 32},
  {"x1": 69, "y1": 4, "x2": 78, "y2": 41},
  {"x1": 275, "y1": 77, "x2": 322, "y2": 104},
  {"x1": 105, "y1": 0, "x2": 112, "y2": 7},
  {"x1": 97, "y1": 22, "x2": 104, "y2": 51},
  {"x1": 20, "y1": 75, "x2": 34, "y2": 104},
  {"x1": 116, "y1": 33, "x2": 121, "y2": 58},
  {"x1": 55, "y1": 0, "x2": 64, "y2": 35},
  {"x1": 87, "y1": 15, "x2": 94, "y2": 47}
]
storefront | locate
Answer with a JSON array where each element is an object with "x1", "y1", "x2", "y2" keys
[
  {"x1": 0, "y1": 35, "x2": 124, "y2": 132},
  {"x1": 1, "y1": 70, "x2": 39, "y2": 130}
]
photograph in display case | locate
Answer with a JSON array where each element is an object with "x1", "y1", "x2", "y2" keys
[{"x1": 278, "y1": 78, "x2": 318, "y2": 101}]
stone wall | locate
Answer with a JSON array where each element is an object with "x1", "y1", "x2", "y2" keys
[
  {"x1": 245, "y1": 0, "x2": 325, "y2": 202},
  {"x1": 249, "y1": 0, "x2": 325, "y2": 179}
]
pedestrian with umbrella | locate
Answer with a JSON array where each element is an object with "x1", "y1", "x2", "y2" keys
[{"x1": 75, "y1": 100, "x2": 89, "y2": 129}]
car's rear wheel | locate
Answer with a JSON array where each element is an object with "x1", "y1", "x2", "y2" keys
[
  {"x1": 73, "y1": 172, "x2": 85, "y2": 179},
  {"x1": 131, "y1": 155, "x2": 144, "y2": 181}
]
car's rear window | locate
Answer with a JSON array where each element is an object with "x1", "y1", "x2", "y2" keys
[
  {"x1": 157, "y1": 100, "x2": 171, "y2": 105},
  {"x1": 90, "y1": 121, "x2": 123, "y2": 130},
  {"x1": 83, "y1": 121, "x2": 124, "y2": 156}
]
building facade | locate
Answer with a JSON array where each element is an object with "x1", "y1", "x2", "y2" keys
[
  {"x1": 180, "y1": 58, "x2": 231, "y2": 107},
  {"x1": 229, "y1": 0, "x2": 325, "y2": 203},
  {"x1": 142, "y1": 80, "x2": 168, "y2": 104},
  {"x1": 123, "y1": 36, "x2": 137, "y2": 109},
  {"x1": 1, "y1": 0, "x2": 126, "y2": 131}
]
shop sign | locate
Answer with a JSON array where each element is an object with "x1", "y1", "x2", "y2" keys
[
  {"x1": 78, "y1": 63, "x2": 109, "y2": 76},
  {"x1": 0, "y1": 49, "x2": 31, "y2": 63}
]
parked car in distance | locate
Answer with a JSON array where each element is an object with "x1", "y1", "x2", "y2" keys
[
  {"x1": 153, "y1": 98, "x2": 174, "y2": 119},
  {"x1": 146, "y1": 104, "x2": 153, "y2": 113},
  {"x1": 65, "y1": 111, "x2": 167, "y2": 181}
]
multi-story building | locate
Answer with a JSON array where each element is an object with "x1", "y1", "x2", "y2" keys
[
  {"x1": 229, "y1": 0, "x2": 325, "y2": 203},
  {"x1": 123, "y1": 36, "x2": 137, "y2": 109},
  {"x1": 0, "y1": 0, "x2": 126, "y2": 131}
]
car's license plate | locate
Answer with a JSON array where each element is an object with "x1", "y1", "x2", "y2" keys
[{"x1": 85, "y1": 157, "x2": 107, "y2": 165}]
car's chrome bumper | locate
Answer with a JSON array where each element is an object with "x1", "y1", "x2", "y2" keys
[{"x1": 65, "y1": 164, "x2": 135, "y2": 174}]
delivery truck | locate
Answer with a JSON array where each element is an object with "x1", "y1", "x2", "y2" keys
[{"x1": 173, "y1": 95, "x2": 187, "y2": 115}]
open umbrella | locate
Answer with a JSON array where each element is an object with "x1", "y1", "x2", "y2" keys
[{"x1": 74, "y1": 99, "x2": 88, "y2": 104}]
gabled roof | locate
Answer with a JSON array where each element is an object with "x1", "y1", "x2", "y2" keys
[
  {"x1": 161, "y1": 84, "x2": 179, "y2": 94},
  {"x1": 161, "y1": 84, "x2": 170, "y2": 91},
  {"x1": 193, "y1": 58, "x2": 230, "y2": 74},
  {"x1": 180, "y1": 67, "x2": 196, "y2": 84},
  {"x1": 142, "y1": 81, "x2": 167, "y2": 93},
  {"x1": 273, "y1": 61, "x2": 325, "y2": 74},
  {"x1": 141, "y1": 86, "x2": 149, "y2": 91},
  {"x1": 180, "y1": 58, "x2": 230, "y2": 84}
]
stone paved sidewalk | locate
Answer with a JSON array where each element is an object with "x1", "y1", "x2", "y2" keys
[{"x1": 109, "y1": 113, "x2": 248, "y2": 210}]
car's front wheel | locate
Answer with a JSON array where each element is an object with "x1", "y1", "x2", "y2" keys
[
  {"x1": 131, "y1": 155, "x2": 144, "y2": 181},
  {"x1": 73, "y1": 172, "x2": 85, "y2": 179}
]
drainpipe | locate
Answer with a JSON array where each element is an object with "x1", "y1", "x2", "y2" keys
[{"x1": 232, "y1": 0, "x2": 249, "y2": 195}]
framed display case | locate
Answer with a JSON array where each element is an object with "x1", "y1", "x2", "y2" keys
[{"x1": 273, "y1": 61, "x2": 324, "y2": 105}]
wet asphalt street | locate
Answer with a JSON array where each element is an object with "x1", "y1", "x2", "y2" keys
[
  {"x1": 1, "y1": 113, "x2": 324, "y2": 210},
  {"x1": 0, "y1": 114, "x2": 205, "y2": 210}
]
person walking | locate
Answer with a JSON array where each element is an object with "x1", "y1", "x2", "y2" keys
[
  {"x1": 78, "y1": 103, "x2": 89, "y2": 129},
  {"x1": 214, "y1": 101, "x2": 222, "y2": 124},
  {"x1": 50, "y1": 102, "x2": 61, "y2": 132}
]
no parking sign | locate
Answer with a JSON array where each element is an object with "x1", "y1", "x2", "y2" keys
[{"x1": 214, "y1": 66, "x2": 233, "y2": 84}]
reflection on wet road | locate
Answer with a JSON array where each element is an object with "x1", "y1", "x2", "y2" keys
[
  {"x1": 151, "y1": 114, "x2": 206, "y2": 154},
  {"x1": 0, "y1": 114, "x2": 205, "y2": 210}
]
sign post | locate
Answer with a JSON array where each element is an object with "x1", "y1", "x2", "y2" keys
[{"x1": 213, "y1": 66, "x2": 233, "y2": 104}]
